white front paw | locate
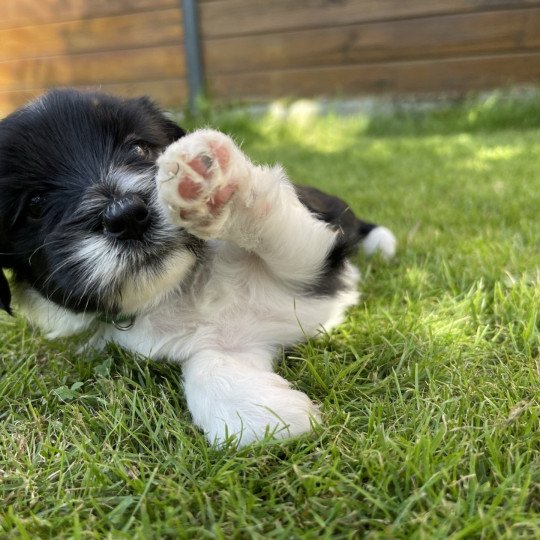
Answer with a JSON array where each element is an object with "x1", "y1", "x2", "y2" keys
[
  {"x1": 156, "y1": 129, "x2": 251, "y2": 239},
  {"x1": 186, "y1": 370, "x2": 321, "y2": 447}
]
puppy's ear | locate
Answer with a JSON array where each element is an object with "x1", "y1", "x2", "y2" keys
[
  {"x1": 0, "y1": 269, "x2": 12, "y2": 315},
  {"x1": 161, "y1": 116, "x2": 186, "y2": 143},
  {"x1": 132, "y1": 96, "x2": 186, "y2": 143}
]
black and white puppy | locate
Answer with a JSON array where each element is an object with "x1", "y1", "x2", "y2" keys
[{"x1": 0, "y1": 89, "x2": 396, "y2": 446}]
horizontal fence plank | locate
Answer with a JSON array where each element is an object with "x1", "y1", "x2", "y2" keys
[
  {"x1": 0, "y1": 79, "x2": 188, "y2": 116},
  {"x1": 209, "y1": 52, "x2": 540, "y2": 99},
  {"x1": 0, "y1": 0, "x2": 178, "y2": 29},
  {"x1": 204, "y1": 8, "x2": 540, "y2": 74},
  {"x1": 200, "y1": 0, "x2": 540, "y2": 38},
  {"x1": 0, "y1": 88, "x2": 39, "y2": 113},
  {"x1": 90, "y1": 79, "x2": 188, "y2": 108},
  {"x1": 0, "y1": 45, "x2": 186, "y2": 92},
  {"x1": 0, "y1": 9, "x2": 183, "y2": 62}
]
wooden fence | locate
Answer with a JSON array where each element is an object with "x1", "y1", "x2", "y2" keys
[
  {"x1": 1, "y1": 0, "x2": 540, "y2": 115},
  {"x1": 0, "y1": 0, "x2": 186, "y2": 114},
  {"x1": 201, "y1": 0, "x2": 540, "y2": 100}
]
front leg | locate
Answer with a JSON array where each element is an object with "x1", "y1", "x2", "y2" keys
[
  {"x1": 182, "y1": 350, "x2": 320, "y2": 447},
  {"x1": 156, "y1": 129, "x2": 338, "y2": 288}
]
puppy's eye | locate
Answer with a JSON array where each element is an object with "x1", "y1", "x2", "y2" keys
[
  {"x1": 132, "y1": 142, "x2": 151, "y2": 157},
  {"x1": 27, "y1": 195, "x2": 46, "y2": 219}
]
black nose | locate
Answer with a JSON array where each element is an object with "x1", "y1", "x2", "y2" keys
[{"x1": 102, "y1": 195, "x2": 150, "y2": 240}]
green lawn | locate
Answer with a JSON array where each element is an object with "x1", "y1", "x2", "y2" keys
[{"x1": 1, "y1": 95, "x2": 540, "y2": 538}]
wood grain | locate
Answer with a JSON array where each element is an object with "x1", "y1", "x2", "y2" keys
[
  {"x1": 0, "y1": 79, "x2": 188, "y2": 116},
  {"x1": 0, "y1": 0, "x2": 178, "y2": 29},
  {"x1": 200, "y1": 0, "x2": 540, "y2": 38},
  {"x1": 209, "y1": 52, "x2": 540, "y2": 99},
  {"x1": 0, "y1": 9, "x2": 183, "y2": 61},
  {"x1": 87, "y1": 79, "x2": 188, "y2": 107},
  {"x1": 204, "y1": 8, "x2": 540, "y2": 74},
  {"x1": 0, "y1": 45, "x2": 186, "y2": 92}
]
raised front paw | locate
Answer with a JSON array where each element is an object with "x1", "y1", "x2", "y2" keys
[{"x1": 156, "y1": 129, "x2": 251, "y2": 239}]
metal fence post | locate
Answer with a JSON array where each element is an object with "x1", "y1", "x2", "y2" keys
[{"x1": 181, "y1": 0, "x2": 205, "y2": 113}]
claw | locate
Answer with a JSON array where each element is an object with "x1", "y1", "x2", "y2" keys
[{"x1": 160, "y1": 161, "x2": 180, "y2": 183}]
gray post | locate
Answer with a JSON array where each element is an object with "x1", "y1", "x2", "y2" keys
[{"x1": 181, "y1": 0, "x2": 205, "y2": 113}]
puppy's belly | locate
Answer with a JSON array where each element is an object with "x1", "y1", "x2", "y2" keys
[{"x1": 106, "y1": 257, "x2": 360, "y2": 362}]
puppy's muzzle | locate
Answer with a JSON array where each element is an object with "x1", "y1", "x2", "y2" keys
[{"x1": 102, "y1": 194, "x2": 150, "y2": 241}]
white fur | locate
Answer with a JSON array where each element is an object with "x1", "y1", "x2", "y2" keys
[
  {"x1": 15, "y1": 287, "x2": 95, "y2": 339},
  {"x1": 118, "y1": 249, "x2": 196, "y2": 314},
  {"x1": 23, "y1": 129, "x2": 390, "y2": 447},
  {"x1": 362, "y1": 226, "x2": 397, "y2": 260}
]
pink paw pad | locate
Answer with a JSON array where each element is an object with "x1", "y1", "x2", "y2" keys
[
  {"x1": 156, "y1": 130, "x2": 246, "y2": 236},
  {"x1": 187, "y1": 154, "x2": 214, "y2": 179},
  {"x1": 210, "y1": 142, "x2": 230, "y2": 170},
  {"x1": 176, "y1": 143, "x2": 234, "y2": 215},
  {"x1": 208, "y1": 182, "x2": 237, "y2": 214},
  {"x1": 177, "y1": 176, "x2": 202, "y2": 200}
]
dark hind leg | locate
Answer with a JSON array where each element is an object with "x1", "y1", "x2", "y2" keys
[{"x1": 294, "y1": 185, "x2": 396, "y2": 259}]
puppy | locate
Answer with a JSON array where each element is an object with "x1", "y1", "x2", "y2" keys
[{"x1": 0, "y1": 89, "x2": 396, "y2": 446}]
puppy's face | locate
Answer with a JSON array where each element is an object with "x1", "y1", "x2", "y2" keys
[{"x1": 0, "y1": 89, "x2": 200, "y2": 317}]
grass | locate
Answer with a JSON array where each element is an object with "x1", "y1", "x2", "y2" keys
[{"x1": 2, "y1": 93, "x2": 540, "y2": 538}]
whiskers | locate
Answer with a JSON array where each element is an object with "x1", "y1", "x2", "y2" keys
[{"x1": 27, "y1": 238, "x2": 66, "y2": 266}]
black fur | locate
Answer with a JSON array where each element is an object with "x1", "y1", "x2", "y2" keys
[
  {"x1": 0, "y1": 88, "x2": 195, "y2": 315},
  {"x1": 294, "y1": 185, "x2": 375, "y2": 296}
]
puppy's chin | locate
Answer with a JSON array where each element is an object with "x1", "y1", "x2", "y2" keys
[
  {"x1": 40, "y1": 224, "x2": 200, "y2": 314},
  {"x1": 15, "y1": 240, "x2": 199, "y2": 337},
  {"x1": 115, "y1": 244, "x2": 198, "y2": 314}
]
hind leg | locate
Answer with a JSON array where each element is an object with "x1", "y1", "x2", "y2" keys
[{"x1": 294, "y1": 184, "x2": 396, "y2": 260}]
